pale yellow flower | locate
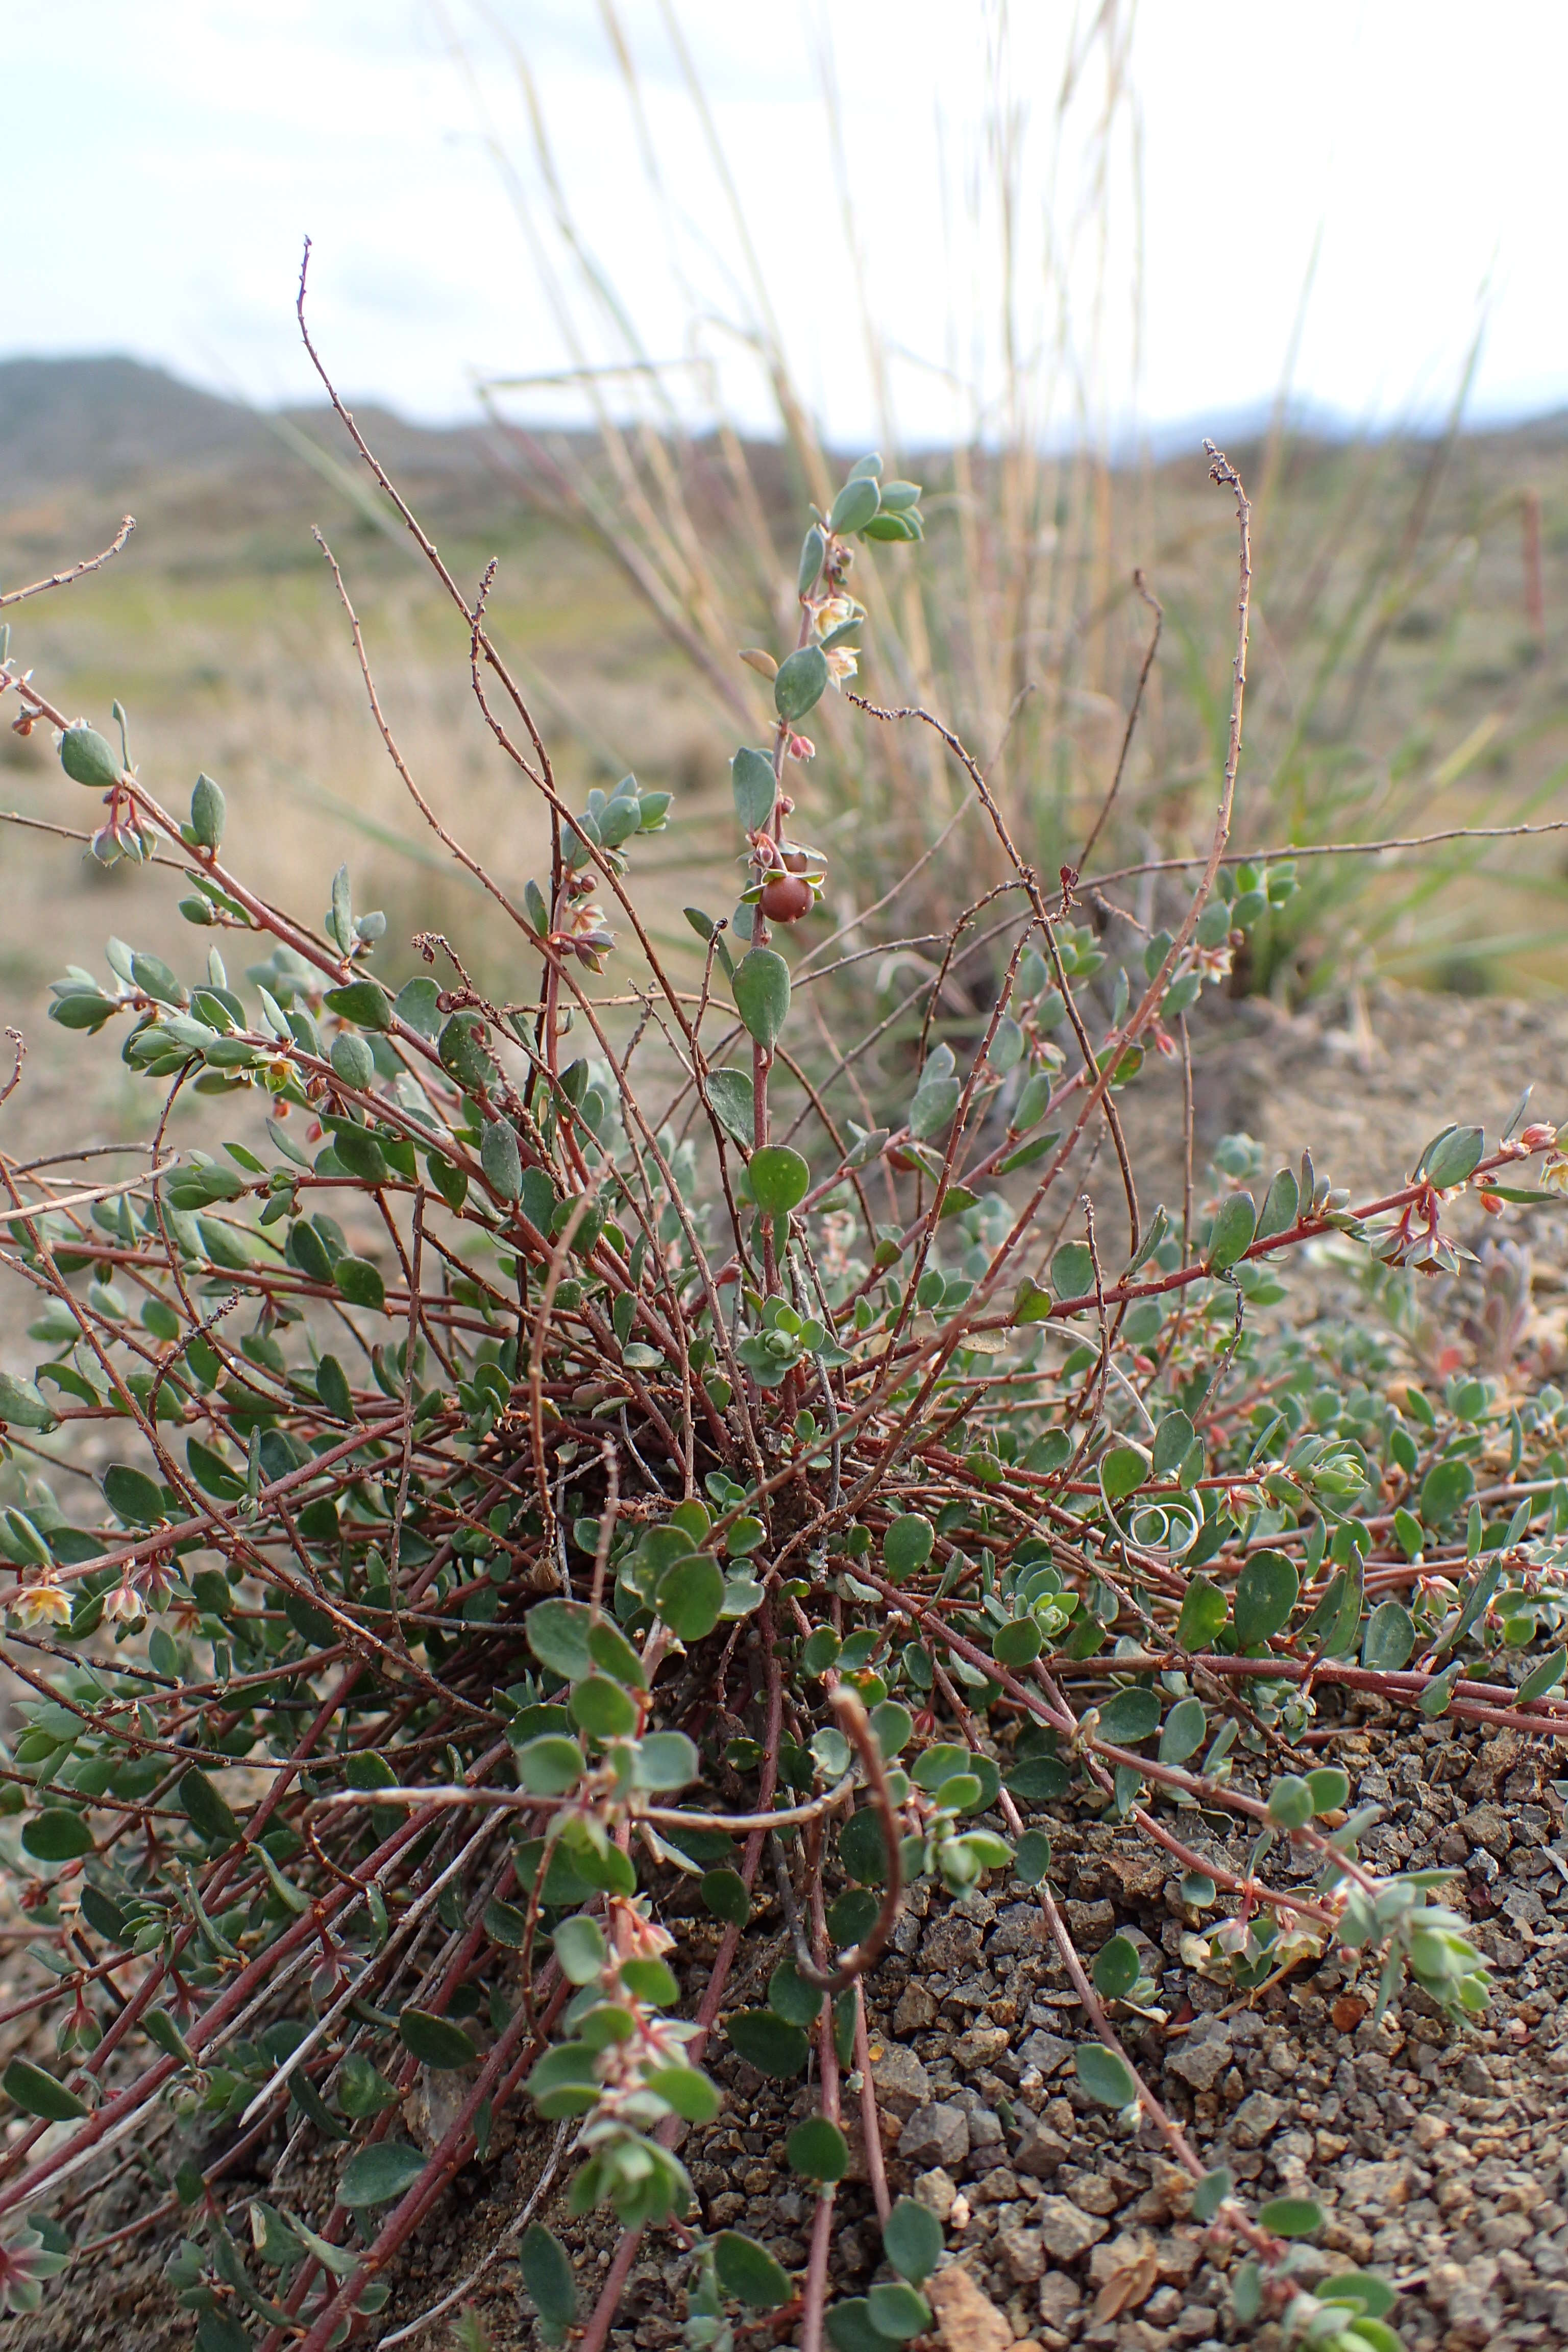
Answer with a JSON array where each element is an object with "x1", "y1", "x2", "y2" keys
[
  {"x1": 813, "y1": 595, "x2": 859, "y2": 637},
  {"x1": 10, "y1": 1581, "x2": 71, "y2": 1630}
]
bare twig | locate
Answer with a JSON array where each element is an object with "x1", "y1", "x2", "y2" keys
[{"x1": 0, "y1": 517, "x2": 135, "y2": 608}]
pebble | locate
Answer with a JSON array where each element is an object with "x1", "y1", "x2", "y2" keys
[
  {"x1": 1059, "y1": 2165, "x2": 1122, "y2": 2217},
  {"x1": 1163, "y1": 2017, "x2": 1233, "y2": 2091},
  {"x1": 1229, "y1": 2089, "x2": 1286, "y2": 2145},
  {"x1": 1038, "y1": 2271, "x2": 1083, "y2": 2332},
  {"x1": 898, "y1": 2100, "x2": 970, "y2": 2170},
  {"x1": 1016, "y1": 2026, "x2": 1075, "y2": 2075},
  {"x1": 925, "y1": 2264, "x2": 1015, "y2": 2352},
  {"x1": 1036, "y1": 2194, "x2": 1112, "y2": 2259},
  {"x1": 893, "y1": 1980, "x2": 939, "y2": 2033},
  {"x1": 1013, "y1": 2116, "x2": 1070, "y2": 2177},
  {"x1": 951, "y1": 2023, "x2": 1011, "y2": 2070},
  {"x1": 997, "y1": 2222, "x2": 1046, "y2": 2282},
  {"x1": 921, "y1": 1915, "x2": 986, "y2": 1972},
  {"x1": 868, "y1": 2039, "x2": 931, "y2": 2119}
]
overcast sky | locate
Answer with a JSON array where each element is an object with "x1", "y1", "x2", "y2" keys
[{"x1": 8, "y1": 2, "x2": 1566, "y2": 445}]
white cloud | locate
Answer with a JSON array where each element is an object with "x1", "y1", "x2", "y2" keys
[{"x1": 4, "y1": 1, "x2": 1564, "y2": 437}]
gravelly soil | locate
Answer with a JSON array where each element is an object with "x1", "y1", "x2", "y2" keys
[
  {"x1": 510, "y1": 1689, "x2": 1568, "y2": 2352},
  {"x1": 11, "y1": 1686, "x2": 1568, "y2": 2352}
]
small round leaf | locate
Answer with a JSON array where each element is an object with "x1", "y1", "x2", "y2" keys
[
  {"x1": 1094, "y1": 1688, "x2": 1161, "y2": 1746},
  {"x1": 838, "y1": 1807, "x2": 889, "y2": 1885},
  {"x1": 700, "y1": 1869, "x2": 751, "y2": 1927},
  {"x1": 569, "y1": 1675, "x2": 639, "y2": 1743},
  {"x1": 870, "y1": 1699, "x2": 913, "y2": 1757},
  {"x1": 481, "y1": 1118, "x2": 523, "y2": 1202},
  {"x1": 525, "y1": 1598, "x2": 594, "y2": 1681},
  {"x1": 1206, "y1": 1189, "x2": 1257, "y2": 1271},
  {"x1": 883, "y1": 2194, "x2": 942, "y2": 2285},
  {"x1": 766, "y1": 1958, "x2": 821, "y2": 2028},
  {"x1": 60, "y1": 724, "x2": 122, "y2": 789},
  {"x1": 773, "y1": 645, "x2": 829, "y2": 723},
  {"x1": 552, "y1": 1914, "x2": 608, "y2": 1984},
  {"x1": 338, "y1": 2141, "x2": 430, "y2": 2208},
  {"x1": 1191, "y1": 2165, "x2": 1233, "y2": 2222},
  {"x1": 1307, "y1": 1766, "x2": 1350, "y2": 1814},
  {"x1": 787, "y1": 2116, "x2": 848, "y2": 2181},
  {"x1": 992, "y1": 1618, "x2": 1043, "y2": 1667},
  {"x1": 655, "y1": 1555, "x2": 725, "y2": 1641},
  {"x1": 732, "y1": 948, "x2": 791, "y2": 1048},
  {"x1": 1233, "y1": 1550, "x2": 1298, "y2": 1649},
  {"x1": 1158, "y1": 1697, "x2": 1207, "y2": 1765},
  {"x1": 512, "y1": 1735, "x2": 585, "y2": 1795},
  {"x1": 883, "y1": 1513, "x2": 934, "y2": 1580},
  {"x1": 645, "y1": 2064, "x2": 721, "y2": 2122},
  {"x1": 1266, "y1": 1774, "x2": 1315, "y2": 1830},
  {"x1": 398, "y1": 2008, "x2": 477, "y2": 2070},
  {"x1": 22, "y1": 1810, "x2": 94, "y2": 1863},
  {"x1": 1100, "y1": 1443, "x2": 1149, "y2": 1502},
  {"x1": 1258, "y1": 2195, "x2": 1325, "y2": 2239},
  {"x1": 725, "y1": 2010, "x2": 809, "y2": 2078},
  {"x1": 714, "y1": 2229, "x2": 793, "y2": 2309},
  {"x1": 519, "y1": 2223, "x2": 577, "y2": 2346},
  {"x1": 1074, "y1": 2042, "x2": 1140, "y2": 2109},
  {"x1": 866, "y1": 2281, "x2": 932, "y2": 2341},
  {"x1": 3, "y1": 2059, "x2": 87, "y2": 2121},
  {"x1": 1361, "y1": 1599, "x2": 1415, "y2": 1671},
  {"x1": 1013, "y1": 1829, "x2": 1052, "y2": 1885},
  {"x1": 749, "y1": 1146, "x2": 809, "y2": 1215},
  {"x1": 1091, "y1": 1934, "x2": 1142, "y2": 2000}
]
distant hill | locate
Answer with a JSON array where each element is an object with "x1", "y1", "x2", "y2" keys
[
  {"x1": 0, "y1": 355, "x2": 503, "y2": 502},
  {"x1": 0, "y1": 356, "x2": 274, "y2": 487},
  {"x1": 4, "y1": 352, "x2": 1565, "y2": 566}
]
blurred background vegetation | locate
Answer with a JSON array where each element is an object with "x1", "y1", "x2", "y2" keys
[{"x1": 5, "y1": 358, "x2": 1563, "y2": 991}]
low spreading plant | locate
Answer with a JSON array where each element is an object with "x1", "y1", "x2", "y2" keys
[{"x1": 1, "y1": 294, "x2": 1567, "y2": 2352}]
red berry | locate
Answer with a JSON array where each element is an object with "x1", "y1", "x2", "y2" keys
[{"x1": 760, "y1": 873, "x2": 813, "y2": 923}]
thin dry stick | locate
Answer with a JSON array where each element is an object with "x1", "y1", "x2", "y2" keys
[
  {"x1": 0, "y1": 517, "x2": 135, "y2": 608},
  {"x1": 1086, "y1": 814, "x2": 1568, "y2": 888},
  {"x1": 1073, "y1": 567, "x2": 1164, "y2": 878},
  {"x1": 312, "y1": 530, "x2": 532, "y2": 933},
  {"x1": 851, "y1": 440, "x2": 1253, "y2": 1430},
  {"x1": 846, "y1": 688, "x2": 1143, "y2": 1256},
  {"x1": 1112, "y1": 445, "x2": 1251, "y2": 1047},
  {"x1": 385, "y1": 1184, "x2": 426, "y2": 1649}
]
